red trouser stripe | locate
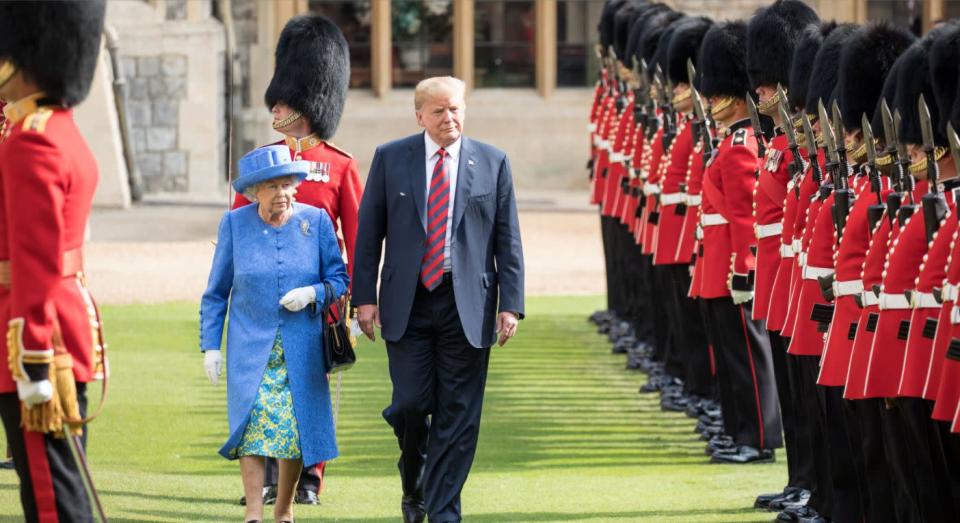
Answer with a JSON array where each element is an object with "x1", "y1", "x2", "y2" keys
[
  {"x1": 738, "y1": 306, "x2": 765, "y2": 448},
  {"x1": 23, "y1": 429, "x2": 59, "y2": 523}
]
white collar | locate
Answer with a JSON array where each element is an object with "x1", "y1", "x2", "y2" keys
[{"x1": 424, "y1": 132, "x2": 462, "y2": 161}]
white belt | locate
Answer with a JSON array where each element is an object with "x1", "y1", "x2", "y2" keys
[
  {"x1": 599, "y1": 139, "x2": 611, "y2": 151},
  {"x1": 791, "y1": 238, "x2": 801, "y2": 252},
  {"x1": 911, "y1": 291, "x2": 940, "y2": 309},
  {"x1": 643, "y1": 182, "x2": 661, "y2": 196},
  {"x1": 879, "y1": 292, "x2": 911, "y2": 310},
  {"x1": 609, "y1": 152, "x2": 625, "y2": 163},
  {"x1": 780, "y1": 244, "x2": 795, "y2": 258},
  {"x1": 943, "y1": 283, "x2": 958, "y2": 302},
  {"x1": 660, "y1": 192, "x2": 684, "y2": 205},
  {"x1": 695, "y1": 224, "x2": 703, "y2": 240},
  {"x1": 862, "y1": 291, "x2": 879, "y2": 307},
  {"x1": 588, "y1": 123, "x2": 597, "y2": 133},
  {"x1": 701, "y1": 213, "x2": 728, "y2": 227},
  {"x1": 952, "y1": 304, "x2": 960, "y2": 325},
  {"x1": 802, "y1": 265, "x2": 834, "y2": 280},
  {"x1": 756, "y1": 222, "x2": 783, "y2": 239},
  {"x1": 833, "y1": 279, "x2": 863, "y2": 297},
  {"x1": 684, "y1": 194, "x2": 702, "y2": 206},
  {"x1": 797, "y1": 251, "x2": 808, "y2": 267}
]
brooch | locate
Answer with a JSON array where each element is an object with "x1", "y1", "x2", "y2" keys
[{"x1": 300, "y1": 219, "x2": 311, "y2": 236}]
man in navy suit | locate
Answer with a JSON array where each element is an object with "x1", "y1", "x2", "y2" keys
[{"x1": 353, "y1": 76, "x2": 525, "y2": 523}]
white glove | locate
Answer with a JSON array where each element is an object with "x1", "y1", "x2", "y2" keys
[
  {"x1": 279, "y1": 286, "x2": 317, "y2": 312},
  {"x1": 204, "y1": 350, "x2": 222, "y2": 385},
  {"x1": 16, "y1": 380, "x2": 53, "y2": 407},
  {"x1": 731, "y1": 289, "x2": 753, "y2": 305}
]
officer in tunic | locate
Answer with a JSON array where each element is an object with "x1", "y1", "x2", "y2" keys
[
  {"x1": 231, "y1": 14, "x2": 361, "y2": 506},
  {"x1": 0, "y1": 1, "x2": 107, "y2": 521}
]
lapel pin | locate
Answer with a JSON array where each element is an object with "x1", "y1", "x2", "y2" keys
[
  {"x1": 400, "y1": 191, "x2": 407, "y2": 196},
  {"x1": 468, "y1": 159, "x2": 475, "y2": 166}
]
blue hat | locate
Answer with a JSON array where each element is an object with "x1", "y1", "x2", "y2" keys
[{"x1": 233, "y1": 145, "x2": 309, "y2": 194}]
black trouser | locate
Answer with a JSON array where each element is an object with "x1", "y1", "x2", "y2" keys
[
  {"x1": 795, "y1": 355, "x2": 834, "y2": 518},
  {"x1": 640, "y1": 255, "x2": 669, "y2": 362},
  {"x1": 769, "y1": 334, "x2": 807, "y2": 491},
  {"x1": 820, "y1": 386, "x2": 865, "y2": 523},
  {"x1": 652, "y1": 264, "x2": 683, "y2": 378},
  {"x1": 935, "y1": 420, "x2": 960, "y2": 514},
  {"x1": 628, "y1": 240, "x2": 655, "y2": 346},
  {"x1": 703, "y1": 298, "x2": 782, "y2": 449},
  {"x1": 663, "y1": 264, "x2": 712, "y2": 395},
  {"x1": 785, "y1": 352, "x2": 817, "y2": 494},
  {"x1": 0, "y1": 390, "x2": 93, "y2": 523},
  {"x1": 893, "y1": 398, "x2": 958, "y2": 523},
  {"x1": 264, "y1": 459, "x2": 323, "y2": 493},
  {"x1": 382, "y1": 275, "x2": 491, "y2": 523},
  {"x1": 600, "y1": 213, "x2": 618, "y2": 313},
  {"x1": 845, "y1": 398, "x2": 899, "y2": 523}
]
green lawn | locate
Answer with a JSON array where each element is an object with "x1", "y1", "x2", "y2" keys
[{"x1": 0, "y1": 296, "x2": 784, "y2": 522}]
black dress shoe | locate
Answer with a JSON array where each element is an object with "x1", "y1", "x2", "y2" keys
[
  {"x1": 401, "y1": 494, "x2": 426, "y2": 523},
  {"x1": 755, "y1": 486, "x2": 801, "y2": 509},
  {"x1": 767, "y1": 488, "x2": 810, "y2": 511},
  {"x1": 709, "y1": 446, "x2": 775, "y2": 464},
  {"x1": 776, "y1": 504, "x2": 822, "y2": 522},
  {"x1": 294, "y1": 489, "x2": 319, "y2": 505},
  {"x1": 263, "y1": 485, "x2": 277, "y2": 505},
  {"x1": 0, "y1": 459, "x2": 13, "y2": 470}
]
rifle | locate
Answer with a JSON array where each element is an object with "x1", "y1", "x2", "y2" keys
[
  {"x1": 880, "y1": 101, "x2": 904, "y2": 224},
  {"x1": 640, "y1": 59, "x2": 659, "y2": 140},
  {"x1": 686, "y1": 59, "x2": 700, "y2": 144},
  {"x1": 894, "y1": 108, "x2": 917, "y2": 224},
  {"x1": 919, "y1": 94, "x2": 948, "y2": 241},
  {"x1": 801, "y1": 112, "x2": 824, "y2": 187},
  {"x1": 830, "y1": 100, "x2": 854, "y2": 238},
  {"x1": 691, "y1": 87, "x2": 714, "y2": 167},
  {"x1": 862, "y1": 114, "x2": 886, "y2": 232},
  {"x1": 654, "y1": 67, "x2": 675, "y2": 150},
  {"x1": 747, "y1": 94, "x2": 767, "y2": 159},
  {"x1": 778, "y1": 95, "x2": 806, "y2": 188}
]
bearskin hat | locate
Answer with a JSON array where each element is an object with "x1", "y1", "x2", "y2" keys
[
  {"x1": 264, "y1": 15, "x2": 350, "y2": 141},
  {"x1": 837, "y1": 23, "x2": 915, "y2": 130},
  {"x1": 0, "y1": 0, "x2": 105, "y2": 107},
  {"x1": 746, "y1": 0, "x2": 820, "y2": 90},
  {"x1": 599, "y1": 0, "x2": 628, "y2": 52},
  {"x1": 639, "y1": 10, "x2": 684, "y2": 71},
  {"x1": 613, "y1": 1, "x2": 647, "y2": 61},
  {"x1": 804, "y1": 23, "x2": 858, "y2": 114},
  {"x1": 698, "y1": 21, "x2": 750, "y2": 100},
  {"x1": 667, "y1": 17, "x2": 714, "y2": 86},
  {"x1": 929, "y1": 23, "x2": 960, "y2": 133},
  {"x1": 652, "y1": 16, "x2": 689, "y2": 80},
  {"x1": 625, "y1": 4, "x2": 674, "y2": 69},
  {"x1": 788, "y1": 22, "x2": 834, "y2": 112},
  {"x1": 870, "y1": 57, "x2": 901, "y2": 139},
  {"x1": 895, "y1": 39, "x2": 943, "y2": 146}
]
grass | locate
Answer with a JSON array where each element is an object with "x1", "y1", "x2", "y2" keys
[{"x1": 0, "y1": 296, "x2": 785, "y2": 522}]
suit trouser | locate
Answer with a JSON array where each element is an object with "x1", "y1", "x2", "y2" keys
[
  {"x1": 382, "y1": 275, "x2": 491, "y2": 523},
  {"x1": 769, "y1": 334, "x2": 810, "y2": 491},
  {"x1": 0, "y1": 390, "x2": 93, "y2": 523},
  {"x1": 663, "y1": 264, "x2": 712, "y2": 395},
  {"x1": 703, "y1": 298, "x2": 782, "y2": 449},
  {"x1": 264, "y1": 459, "x2": 324, "y2": 493},
  {"x1": 844, "y1": 398, "x2": 899, "y2": 523}
]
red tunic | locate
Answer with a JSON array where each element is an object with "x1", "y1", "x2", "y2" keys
[
  {"x1": 693, "y1": 120, "x2": 759, "y2": 298},
  {"x1": 602, "y1": 105, "x2": 632, "y2": 218},
  {"x1": 933, "y1": 250, "x2": 960, "y2": 420},
  {"x1": 638, "y1": 127, "x2": 666, "y2": 250},
  {"x1": 233, "y1": 136, "x2": 362, "y2": 278},
  {"x1": 766, "y1": 172, "x2": 802, "y2": 331},
  {"x1": 787, "y1": 188, "x2": 828, "y2": 356},
  {"x1": 677, "y1": 146, "x2": 705, "y2": 268},
  {"x1": 611, "y1": 101, "x2": 636, "y2": 220},
  {"x1": 0, "y1": 97, "x2": 100, "y2": 393},
  {"x1": 783, "y1": 152, "x2": 825, "y2": 338},
  {"x1": 753, "y1": 133, "x2": 792, "y2": 320},
  {"x1": 928, "y1": 225, "x2": 960, "y2": 408},
  {"x1": 590, "y1": 98, "x2": 616, "y2": 206},
  {"x1": 623, "y1": 122, "x2": 645, "y2": 231},
  {"x1": 653, "y1": 119, "x2": 692, "y2": 265}
]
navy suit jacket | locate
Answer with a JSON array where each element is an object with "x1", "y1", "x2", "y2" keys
[{"x1": 353, "y1": 133, "x2": 524, "y2": 348}]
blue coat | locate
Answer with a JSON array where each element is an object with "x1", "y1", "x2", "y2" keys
[{"x1": 200, "y1": 203, "x2": 348, "y2": 466}]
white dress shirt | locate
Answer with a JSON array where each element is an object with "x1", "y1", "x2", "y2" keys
[{"x1": 424, "y1": 132, "x2": 461, "y2": 271}]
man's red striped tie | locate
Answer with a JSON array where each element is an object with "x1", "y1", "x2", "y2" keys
[{"x1": 421, "y1": 148, "x2": 449, "y2": 290}]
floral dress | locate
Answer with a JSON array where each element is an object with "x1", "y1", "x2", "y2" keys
[{"x1": 236, "y1": 331, "x2": 301, "y2": 459}]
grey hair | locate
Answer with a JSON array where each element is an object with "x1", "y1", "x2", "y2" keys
[
  {"x1": 414, "y1": 76, "x2": 466, "y2": 110},
  {"x1": 243, "y1": 175, "x2": 301, "y2": 202}
]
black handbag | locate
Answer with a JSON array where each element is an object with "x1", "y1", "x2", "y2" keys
[{"x1": 321, "y1": 282, "x2": 356, "y2": 373}]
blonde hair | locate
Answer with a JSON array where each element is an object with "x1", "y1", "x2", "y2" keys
[{"x1": 414, "y1": 76, "x2": 466, "y2": 110}]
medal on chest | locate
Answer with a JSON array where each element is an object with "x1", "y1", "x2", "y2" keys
[
  {"x1": 763, "y1": 148, "x2": 783, "y2": 172},
  {"x1": 307, "y1": 161, "x2": 331, "y2": 183}
]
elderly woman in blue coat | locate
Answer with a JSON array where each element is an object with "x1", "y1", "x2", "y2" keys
[{"x1": 200, "y1": 145, "x2": 348, "y2": 523}]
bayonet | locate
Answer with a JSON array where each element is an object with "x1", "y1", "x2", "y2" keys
[
  {"x1": 691, "y1": 87, "x2": 713, "y2": 160},
  {"x1": 746, "y1": 94, "x2": 766, "y2": 159},
  {"x1": 863, "y1": 114, "x2": 886, "y2": 232},
  {"x1": 831, "y1": 100, "x2": 850, "y2": 189},
  {"x1": 686, "y1": 59, "x2": 696, "y2": 90},
  {"x1": 919, "y1": 93, "x2": 947, "y2": 241},
  {"x1": 829, "y1": 100, "x2": 853, "y2": 238},
  {"x1": 949, "y1": 122, "x2": 960, "y2": 179},
  {"x1": 779, "y1": 97, "x2": 806, "y2": 183},
  {"x1": 894, "y1": 108, "x2": 916, "y2": 222},
  {"x1": 801, "y1": 112, "x2": 823, "y2": 187}
]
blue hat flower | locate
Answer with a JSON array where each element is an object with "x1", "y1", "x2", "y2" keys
[{"x1": 233, "y1": 145, "x2": 310, "y2": 194}]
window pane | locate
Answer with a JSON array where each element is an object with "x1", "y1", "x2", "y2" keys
[
  {"x1": 475, "y1": 0, "x2": 536, "y2": 88},
  {"x1": 557, "y1": 0, "x2": 604, "y2": 87},
  {"x1": 392, "y1": 0, "x2": 454, "y2": 87},
  {"x1": 866, "y1": 0, "x2": 923, "y2": 35},
  {"x1": 946, "y1": 0, "x2": 960, "y2": 19},
  {"x1": 308, "y1": 0, "x2": 373, "y2": 88}
]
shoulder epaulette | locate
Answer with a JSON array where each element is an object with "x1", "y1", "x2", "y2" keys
[
  {"x1": 324, "y1": 141, "x2": 353, "y2": 159},
  {"x1": 731, "y1": 128, "x2": 748, "y2": 147},
  {"x1": 22, "y1": 108, "x2": 54, "y2": 134}
]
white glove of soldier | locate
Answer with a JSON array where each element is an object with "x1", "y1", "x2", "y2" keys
[
  {"x1": 204, "y1": 350, "x2": 222, "y2": 385},
  {"x1": 731, "y1": 289, "x2": 753, "y2": 305},
  {"x1": 279, "y1": 286, "x2": 317, "y2": 312},
  {"x1": 16, "y1": 379, "x2": 53, "y2": 407}
]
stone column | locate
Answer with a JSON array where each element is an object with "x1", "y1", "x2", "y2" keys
[
  {"x1": 536, "y1": 0, "x2": 557, "y2": 98},
  {"x1": 371, "y1": 0, "x2": 392, "y2": 98},
  {"x1": 453, "y1": 0, "x2": 475, "y2": 90}
]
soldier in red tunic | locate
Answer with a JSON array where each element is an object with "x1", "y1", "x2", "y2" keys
[
  {"x1": 0, "y1": 2, "x2": 106, "y2": 521},
  {"x1": 744, "y1": 1, "x2": 820, "y2": 511},
  {"x1": 691, "y1": 20, "x2": 783, "y2": 465},
  {"x1": 230, "y1": 15, "x2": 360, "y2": 507}
]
